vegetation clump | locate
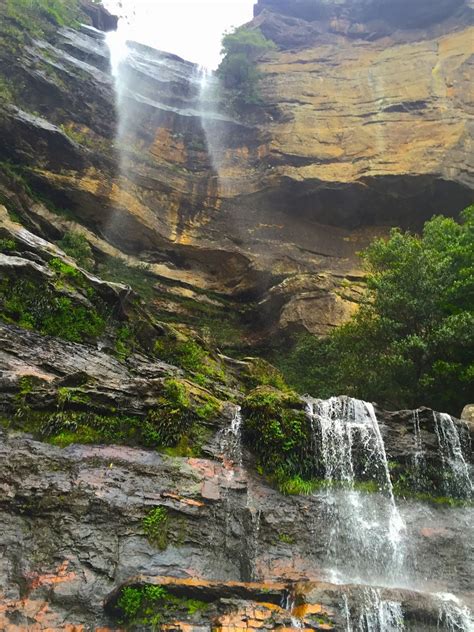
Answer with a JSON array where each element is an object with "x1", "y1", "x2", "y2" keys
[
  {"x1": 116, "y1": 584, "x2": 209, "y2": 627},
  {"x1": 0, "y1": 277, "x2": 107, "y2": 343},
  {"x1": 242, "y1": 386, "x2": 314, "y2": 486},
  {"x1": 3, "y1": 376, "x2": 220, "y2": 456},
  {"x1": 143, "y1": 507, "x2": 169, "y2": 550},
  {"x1": 154, "y1": 330, "x2": 226, "y2": 386},
  {"x1": 57, "y1": 231, "x2": 94, "y2": 271},
  {"x1": 217, "y1": 26, "x2": 276, "y2": 108}
]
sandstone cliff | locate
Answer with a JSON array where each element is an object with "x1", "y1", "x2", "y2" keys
[
  {"x1": 1, "y1": 0, "x2": 472, "y2": 340},
  {"x1": 0, "y1": 0, "x2": 473, "y2": 627}
]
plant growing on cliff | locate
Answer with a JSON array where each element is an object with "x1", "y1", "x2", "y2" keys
[
  {"x1": 142, "y1": 507, "x2": 169, "y2": 549},
  {"x1": 57, "y1": 231, "x2": 94, "y2": 271},
  {"x1": 217, "y1": 26, "x2": 276, "y2": 108},
  {"x1": 275, "y1": 207, "x2": 474, "y2": 416}
]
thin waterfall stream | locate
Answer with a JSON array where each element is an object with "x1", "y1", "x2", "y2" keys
[{"x1": 304, "y1": 396, "x2": 406, "y2": 586}]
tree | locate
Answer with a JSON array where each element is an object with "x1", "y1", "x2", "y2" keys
[
  {"x1": 278, "y1": 207, "x2": 474, "y2": 415},
  {"x1": 217, "y1": 26, "x2": 276, "y2": 107}
]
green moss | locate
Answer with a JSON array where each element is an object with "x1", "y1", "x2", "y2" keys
[
  {"x1": 0, "y1": 76, "x2": 14, "y2": 104},
  {"x1": 242, "y1": 387, "x2": 313, "y2": 483},
  {"x1": 278, "y1": 533, "x2": 295, "y2": 544},
  {"x1": 98, "y1": 257, "x2": 155, "y2": 299},
  {"x1": 0, "y1": 238, "x2": 16, "y2": 252},
  {"x1": 273, "y1": 471, "x2": 320, "y2": 496},
  {"x1": 1, "y1": 0, "x2": 85, "y2": 43},
  {"x1": 154, "y1": 332, "x2": 227, "y2": 386},
  {"x1": 143, "y1": 507, "x2": 169, "y2": 550},
  {"x1": 114, "y1": 324, "x2": 139, "y2": 361},
  {"x1": 0, "y1": 278, "x2": 107, "y2": 342},
  {"x1": 115, "y1": 584, "x2": 209, "y2": 626},
  {"x1": 48, "y1": 257, "x2": 81, "y2": 279},
  {"x1": 242, "y1": 357, "x2": 288, "y2": 391},
  {"x1": 57, "y1": 231, "x2": 94, "y2": 271}
]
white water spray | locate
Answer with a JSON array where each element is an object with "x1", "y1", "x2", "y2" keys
[
  {"x1": 436, "y1": 594, "x2": 474, "y2": 632},
  {"x1": 434, "y1": 412, "x2": 472, "y2": 498},
  {"x1": 305, "y1": 396, "x2": 406, "y2": 585}
]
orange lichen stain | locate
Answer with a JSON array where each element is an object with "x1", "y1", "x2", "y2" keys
[
  {"x1": 292, "y1": 603, "x2": 329, "y2": 618},
  {"x1": 25, "y1": 561, "x2": 76, "y2": 592},
  {"x1": 162, "y1": 492, "x2": 204, "y2": 507},
  {"x1": 255, "y1": 602, "x2": 285, "y2": 613}
]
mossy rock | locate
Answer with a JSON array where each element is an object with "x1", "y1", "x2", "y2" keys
[{"x1": 242, "y1": 386, "x2": 313, "y2": 482}]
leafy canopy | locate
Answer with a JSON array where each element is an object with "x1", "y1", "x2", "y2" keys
[
  {"x1": 217, "y1": 26, "x2": 275, "y2": 107},
  {"x1": 276, "y1": 207, "x2": 474, "y2": 416}
]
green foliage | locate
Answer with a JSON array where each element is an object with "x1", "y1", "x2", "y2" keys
[
  {"x1": 217, "y1": 27, "x2": 275, "y2": 108},
  {"x1": 48, "y1": 257, "x2": 81, "y2": 279},
  {"x1": 116, "y1": 584, "x2": 209, "y2": 626},
  {"x1": 9, "y1": 375, "x2": 217, "y2": 454},
  {"x1": 273, "y1": 208, "x2": 474, "y2": 415},
  {"x1": 143, "y1": 507, "x2": 169, "y2": 550},
  {"x1": 57, "y1": 232, "x2": 94, "y2": 271},
  {"x1": 98, "y1": 257, "x2": 155, "y2": 298},
  {"x1": 0, "y1": 0, "x2": 86, "y2": 56},
  {"x1": 0, "y1": 238, "x2": 16, "y2": 252},
  {"x1": 276, "y1": 475, "x2": 320, "y2": 496},
  {"x1": 114, "y1": 324, "x2": 136, "y2": 360},
  {"x1": 278, "y1": 532, "x2": 295, "y2": 544},
  {"x1": 0, "y1": 76, "x2": 14, "y2": 104},
  {"x1": 243, "y1": 357, "x2": 288, "y2": 390},
  {"x1": 242, "y1": 387, "x2": 314, "y2": 482},
  {"x1": 117, "y1": 587, "x2": 143, "y2": 620},
  {"x1": 0, "y1": 278, "x2": 107, "y2": 342},
  {"x1": 154, "y1": 333, "x2": 226, "y2": 385}
]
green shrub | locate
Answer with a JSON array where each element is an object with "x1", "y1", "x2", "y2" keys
[
  {"x1": 115, "y1": 584, "x2": 208, "y2": 626},
  {"x1": 117, "y1": 587, "x2": 143, "y2": 620},
  {"x1": 217, "y1": 27, "x2": 275, "y2": 108},
  {"x1": 0, "y1": 279, "x2": 107, "y2": 343},
  {"x1": 154, "y1": 333, "x2": 226, "y2": 386},
  {"x1": 242, "y1": 387, "x2": 314, "y2": 482},
  {"x1": 0, "y1": 238, "x2": 16, "y2": 252},
  {"x1": 57, "y1": 231, "x2": 94, "y2": 271},
  {"x1": 142, "y1": 507, "x2": 169, "y2": 550}
]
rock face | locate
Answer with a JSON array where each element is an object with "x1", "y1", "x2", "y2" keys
[
  {"x1": 0, "y1": 4, "x2": 473, "y2": 628},
  {"x1": 0, "y1": 425, "x2": 472, "y2": 630},
  {"x1": 0, "y1": 0, "x2": 472, "y2": 338}
]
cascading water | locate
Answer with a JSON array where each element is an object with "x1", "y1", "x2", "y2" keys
[
  {"x1": 412, "y1": 409, "x2": 426, "y2": 487},
  {"x1": 436, "y1": 594, "x2": 474, "y2": 632},
  {"x1": 218, "y1": 405, "x2": 243, "y2": 466},
  {"x1": 344, "y1": 588, "x2": 405, "y2": 632},
  {"x1": 434, "y1": 412, "x2": 473, "y2": 498},
  {"x1": 305, "y1": 396, "x2": 405, "y2": 586}
]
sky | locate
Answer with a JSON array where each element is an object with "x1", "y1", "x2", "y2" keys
[{"x1": 102, "y1": 0, "x2": 256, "y2": 69}]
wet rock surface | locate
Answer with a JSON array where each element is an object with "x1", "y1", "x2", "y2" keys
[{"x1": 0, "y1": 426, "x2": 472, "y2": 630}]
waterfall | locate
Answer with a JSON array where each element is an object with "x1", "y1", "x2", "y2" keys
[
  {"x1": 305, "y1": 396, "x2": 406, "y2": 586},
  {"x1": 105, "y1": 27, "x2": 130, "y2": 146},
  {"x1": 412, "y1": 409, "x2": 426, "y2": 487},
  {"x1": 196, "y1": 66, "x2": 222, "y2": 181},
  {"x1": 219, "y1": 405, "x2": 243, "y2": 466},
  {"x1": 434, "y1": 412, "x2": 472, "y2": 498},
  {"x1": 436, "y1": 594, "x2": 474, "y2": 632},
  {"x1": 344, "y1": 588, "x2": 405, "y2": 632},
  {"x1": 280, "y1": 591, "x2": 304, "y2": 629}
]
